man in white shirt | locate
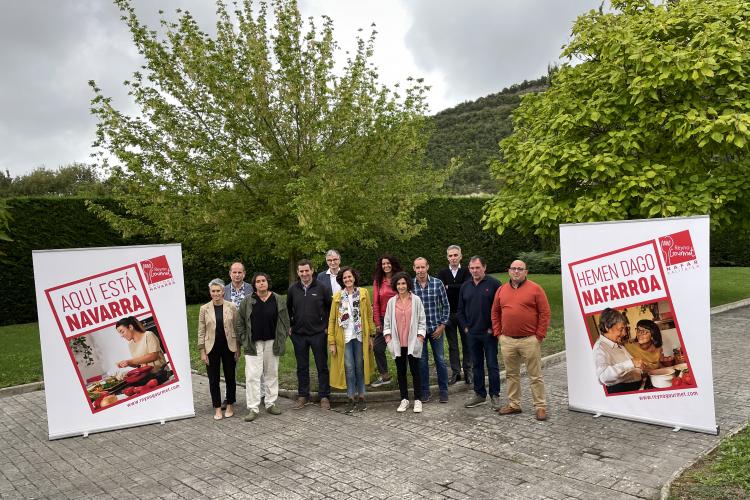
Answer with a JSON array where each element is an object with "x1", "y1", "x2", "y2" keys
[
  {"x1": 317, "y1": 249, "x2": 342, "y2": 298},
  {"x1": 437, "y1": 245, "x2": 472, "y2": 385}
]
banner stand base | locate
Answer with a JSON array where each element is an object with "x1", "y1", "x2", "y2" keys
[
  {"x1": 50, "y1": 413, "x2": 194, "y2": 441},
  {"x1": 569, "y1": 406, "x2": 718, "y2": 435}
]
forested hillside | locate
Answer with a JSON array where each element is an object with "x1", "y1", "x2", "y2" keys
[{"x1": 427, "y1": 76, "x2": 549, "y2": 194}]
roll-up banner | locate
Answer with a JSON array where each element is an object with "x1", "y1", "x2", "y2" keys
[
  {"x1": 32, "y1": 244, "x2": 194, "y2": 440},
  {"x1": 560, "y1": 216, "x2": 716, "y2": 434}
]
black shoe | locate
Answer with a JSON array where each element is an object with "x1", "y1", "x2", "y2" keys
[
  {"x1": 448, "y1": 373, "x2": 459, "y2": 385},
  {"x1": 464, "y1": 373, "x2": 472, "y2": 385},
  {"x1": 221, "y1": 399, "x2": 228, "y2": 411},
  {"x1": 344, "y1": 400, "x2": 356, "y2": 414}
]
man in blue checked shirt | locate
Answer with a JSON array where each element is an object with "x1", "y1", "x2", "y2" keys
[{"x1": 413, "y1": 257, "x2": 450, "y2": 403}]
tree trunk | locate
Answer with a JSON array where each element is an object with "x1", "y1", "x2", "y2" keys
[{"x1": 288, "y1": 254, "x2": 298, "y2": 288}]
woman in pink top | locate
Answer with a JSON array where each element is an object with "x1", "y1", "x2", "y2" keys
[
  {"x1": 383, "y1": 272, "x2": 426, "y2": 413},
  {"x1": 371, "y1": 254, "x2": 403, "y2": 387}
]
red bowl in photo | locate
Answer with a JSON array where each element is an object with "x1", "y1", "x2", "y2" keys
[
  {"x1": 126, "y1": 366, "x2": 151, "y2": 377},
  {"x1": 125, "y1": 371, "x2": 149, "y2": 385}
]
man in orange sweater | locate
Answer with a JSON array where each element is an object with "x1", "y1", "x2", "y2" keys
[{"x1": 491, "y1": 259, "x2": 551, "y2": 421}]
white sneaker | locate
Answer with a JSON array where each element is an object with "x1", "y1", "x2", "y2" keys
[
  {"x1": 396, "y1": 399, "x2": 410, "y2": 412},
  {"x1": 413, "y1": 400, "x2": 423, "y2": 413}
]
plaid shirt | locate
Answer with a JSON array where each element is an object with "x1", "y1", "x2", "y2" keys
[{"x1": 413, "y1": 275, "x2": 450, "y2": 333}]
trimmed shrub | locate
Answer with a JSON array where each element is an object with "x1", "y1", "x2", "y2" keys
[{"x1": 517, "y1": 250, "x2": 561, "y2": 274}]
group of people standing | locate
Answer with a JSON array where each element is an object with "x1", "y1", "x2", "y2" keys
[{"x1": 197, "y1": 245, "x2": 553, "y2": 422}]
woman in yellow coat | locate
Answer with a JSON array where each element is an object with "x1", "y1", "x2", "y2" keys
[{"x1": 328, "y1": 267, "x2": 376, "y2": 413}]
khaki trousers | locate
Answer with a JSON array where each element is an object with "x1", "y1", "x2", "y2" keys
[
  {"x1": 500, "y1": 335, "x2": 546, "y2": 410},
  {"x1": 245, "y1": 341, "x2": 279, "y2": 412}
]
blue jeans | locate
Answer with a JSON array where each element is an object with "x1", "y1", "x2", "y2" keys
[
  {"x1": 344, "y1": 339, "x2": 365, "y2": 399},
  {"x1": 420, "y1": 331, "x2": 449, "y2": 399},
  {"x1": 468, "y1": 331, "x2": 500, "y2": 398}
]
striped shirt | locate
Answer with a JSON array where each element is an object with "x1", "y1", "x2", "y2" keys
[{"x1": 413, "y1": 275, "x2": 449, "y2": 334}]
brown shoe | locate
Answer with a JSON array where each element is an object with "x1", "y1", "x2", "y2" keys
[
  {"x1": 293, "y1": 397, "x2": 308, "y2": 410},
  {"x1": 498, "y1": 405, "x2": 522, "y2": 415},
  {"x1": 320, "y1": 397, "x2": 331, "y2": 410},
  {"x1": 535, "y1": 408, "x2": 548, "y2": 421}
]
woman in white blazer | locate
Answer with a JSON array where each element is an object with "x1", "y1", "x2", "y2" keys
[
  {"x1": 383, "y1": 271, "x2": 426, "y2": 413},
  {"x1": 198, "y1": 278, "x2": 240, "y2": 419}
]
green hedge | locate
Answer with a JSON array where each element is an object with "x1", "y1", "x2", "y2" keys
[
  {"x1": 0, "y1": 198, "x2": 146, "y2": 325},
  {"x1": 3, "y1": 197, "x2": 748, "y2": 326}
]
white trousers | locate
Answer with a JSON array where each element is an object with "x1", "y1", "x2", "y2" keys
[{"x1": 245, "y1": 340, "x2": 279, "y2": 412}]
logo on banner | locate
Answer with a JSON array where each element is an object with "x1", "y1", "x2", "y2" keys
[
  {"x1": 140, "y1": 255, "x2": 175, "y2": 290},
  {"x1": 658, "y1": 230, "x2": 698, "y2": 273}
]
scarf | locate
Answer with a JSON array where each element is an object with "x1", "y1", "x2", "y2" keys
[{"x1": 338, "y1": 288, "x2": 362, "y2": 336}]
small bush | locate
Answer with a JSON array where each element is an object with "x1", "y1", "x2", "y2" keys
[{"x1": 517, "y1": 250, "x2": 561, "y2": 274}]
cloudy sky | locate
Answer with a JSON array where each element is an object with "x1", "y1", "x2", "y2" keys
[{"x1": 1, "y1": 0, "x2": 601, "y2": 177}]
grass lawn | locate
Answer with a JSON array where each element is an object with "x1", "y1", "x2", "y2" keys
[{"x1": 668, "y1": 425, "x2": 750, "y2": 499}]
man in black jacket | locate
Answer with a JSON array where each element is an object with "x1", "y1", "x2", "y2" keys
[
  {"x1": 287, "y1": 259, "x2": 332, "y2": 410},
  {"x1": 438, "y1": 245, "x2": 472, "y2": 385}
]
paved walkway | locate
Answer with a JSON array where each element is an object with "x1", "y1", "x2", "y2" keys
[{"x1": 1, "y1": 306, "x2": 749, "y2": 499}]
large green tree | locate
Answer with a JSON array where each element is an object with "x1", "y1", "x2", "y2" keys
[
  {"x1": 485, "y1": 0, "x2": 750, "y2": 237},
  {"x1": 90, "y1": 0, "x2": 449, "y2": 278}
]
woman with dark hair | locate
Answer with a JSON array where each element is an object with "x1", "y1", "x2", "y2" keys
[
  {"x1": 625, "y1": 319, "x2": 671, "y2": 370},
  {"x1": 328, "y1": 267, "x2": 376, "y2": 413},
  {"x1": 116, "y1": 316, "x2": 167, "y2": 373},
  {"x1": 237, "y1": 272, "x2": 289, "y2": 422},
  {"x1": 198, "y1": 278, "x2": 239, "y2": 419},
  {"x1": 592, "y1": 308, "x2": 646, "y2": 394},
  {"x1": 383, "y1": 271, "x2": 426, "y2": 412},
  {"x1": 371, "y1": 254, "x2": 403, "y2": 387}
]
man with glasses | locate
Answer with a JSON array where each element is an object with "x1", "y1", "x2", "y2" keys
[
  {"x1": 491, "y1": 260, "x2": 551, "y2": 421},
  {"x1": 317, "y1": 249, "x2": 342, "y2": 298}
]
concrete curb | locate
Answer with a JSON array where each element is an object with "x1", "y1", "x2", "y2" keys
[
  {"x1": 0, "y1": 381, "x2": 44, "y2": 398},
  {"x1": 709, "y1": 297, "x2": 750, "y2": 315},
  {"x1": 278, "y1": 348, "x2": 567, "y2": 403}
]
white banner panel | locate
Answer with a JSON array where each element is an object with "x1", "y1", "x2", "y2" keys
[
  {"x1": 33, "y1": 244, "x2": 194, "y2": 439},
  {"x1": 560, "y1": 216, "x2": 716, "y2": 434}
]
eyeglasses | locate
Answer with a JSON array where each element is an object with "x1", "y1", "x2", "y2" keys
[{"x1": 509, "y1": 267, "x2": 526, "y2": 272}]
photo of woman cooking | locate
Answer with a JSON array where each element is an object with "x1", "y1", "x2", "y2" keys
[
  {"x1": 69, "y1": 315, "x2": 176, "y2": 411},
  {"x1": 588, "y1": 300, "x2": 695, "y2": 395}
]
